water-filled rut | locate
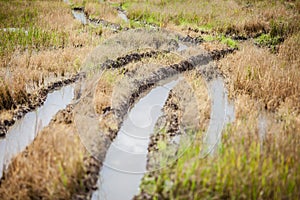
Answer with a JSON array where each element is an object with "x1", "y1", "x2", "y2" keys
[
  {"x1": 0, "y1": 85, "x2": 75, "y2": 179},
  {"x1": 92, "y1": 79, "x2": 178, "y2": 200},
  {"x1": 70, "y1": 29, "x2": 236, "y2": 199}
]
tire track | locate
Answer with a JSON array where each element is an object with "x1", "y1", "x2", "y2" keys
[{"x1": 73, "y1": 29, "x2": 235, "y2": 199}]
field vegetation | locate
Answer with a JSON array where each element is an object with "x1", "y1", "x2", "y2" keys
[
  {"x1": 119, "y1": 0, "x2": 300, "y2": 199},
  {"x1": 124, "y1": 0, "x2": 300, "y2": 36},
  {"x1": 0, "y1": 0, "x2": 102, "y2": 112},
  {"x1": 0, "y1": 0, "x2": 299, "y2": 199},
  {"x1": 0, "y1": 111, "x2": 88, "y2": 199}
]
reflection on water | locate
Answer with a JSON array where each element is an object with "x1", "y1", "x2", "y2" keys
[
  {"x1": 118, "y1": 10, "x2": 129, "y2": 22},
  {"x1": 202, "y1": 78, "x2": 235, "y2": 156},
  {"x1": 72, "y1": 10, "x2": 88, "y2": 25},
  {"x1": 92, "y1": 79, "x2": 178, "y2": 200}
]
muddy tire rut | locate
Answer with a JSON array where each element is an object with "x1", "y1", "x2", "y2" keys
[
  {"x1": 70, "y1": 29, "x2": 235, "y2": 199},
  {"x1": 0, "y1": 28, "x2": 236, "y2": 200},
  {"x1": 0, "y1": 73, "x2": 84, "y2": 137}
]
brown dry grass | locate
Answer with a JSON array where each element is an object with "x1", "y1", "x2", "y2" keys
[
  {"x1": 94, "y1": 52, "x2": 183, "y2": 114},
  {"x1": 0, "y1": 122, "x2": 87, "y2": 200},
  {"x1": 1, "y1": 0, "x2": 299, "y2": 199},
  {"x1": 218, "y1": 37, "x2": 300, "y2": 113},
  {"x1": 2, "y1": 47, "x2": 90, "y2": 87},
  {"x1": 123, "y1": 52, "x2": 183, "y2": 73},
  {"x1": 0, "y1": 0, "x2": 107, "y2": 113},
  {"x1": 0, "y1": 46, "x2": 92, "y2": 111},
  {"x1": 184, "y1": 70, "x2": 211, "y2": 133},
  {"x1": 94, "y1": 70, "x2": 118, "y2": 114},
  {"x1": 85, "y1": 2, "x2": 120, "y2": 23},
  {"x1": 70, "y1": 0, "x2": 123, "y2": 24}
]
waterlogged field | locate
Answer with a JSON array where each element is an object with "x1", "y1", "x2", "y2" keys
[{"x1": 0, "y1": 0, "x2": 299, "y2": 199}]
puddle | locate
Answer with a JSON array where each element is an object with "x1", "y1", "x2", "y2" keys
[
  {"x1": 0, "y1": 85, "x2": 75, "y2": 179},
  {"x1": 118, "y1": 10, "x2": 129, "y2": 22},
  {"x1": 202, "y1": 78, "x2": 234, "y2": 156},
  {"x1": 92, "y1": 79, "x2": 178, "y2": 200},
  {"x1": 71, "y1": 10, "x2": 88, "y2": 25}
]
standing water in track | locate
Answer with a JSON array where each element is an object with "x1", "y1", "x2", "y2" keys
[{"x1": 92, "y1": 79, "x2": 178, "y2": 200}]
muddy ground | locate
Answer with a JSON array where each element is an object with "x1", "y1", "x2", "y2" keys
[{"x1": 2, "y1": 1, "x2": 292, "y2": 199}]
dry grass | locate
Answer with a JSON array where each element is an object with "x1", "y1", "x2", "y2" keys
[
  {"x1": 123, "y1": 52, "x2": 183, "y2": 73},
  {"x1": 184, "y1": 70, "x2": 211, "y2": 132},
  {"x1": 70, "y1": 0, "x2": 123, "y2": 23},
  {"x1": 279, "y1": 32, "x2": 300, "y2": 66},
  {"x1": 0, "y1": 0, "x2": 106, "y2": 113},
  {"x1": 94, "y1": 52, "x2": 183, "y2": 114},
  {"x1": 0, "y1": 122, "x2": 87, "y2": 199},
  {"x1": 94, "y1": 70, "x2": 118, "y2": 114},
  {"x1": 0, "y1": 46, "x2": 92, "y2": 111},
  {"x1": 85, "y1": 2, "x2": 120, "y2": 23},
  {"x1": 2, "y1": 47, "x2": 89, "y2": 85},
  {"x1": 218, "y1": 38, "x2": 300, "y2": 113},
  {"x1": 1, "y1": 0, "x2": 299, "y2": 199}
]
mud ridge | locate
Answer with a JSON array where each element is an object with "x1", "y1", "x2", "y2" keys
[
  {"x1": 178, "y1": 35, "x2": 204, "y2": 45},
  {"x1": 187, "y1": 26, "x2": 266, "y2": 41},
  {"x1": 101, "y1": 50, "x2": 169, "y2": 69},
  {"x1": 88, "y1": 18, "x2": 122, "y2": 31},
  {"x1": 0, "y1": 73, "x2": 85, "y2": 137},
  {"x1": 72, "y1": 156, "x2": 101, "y2": 200},
  {"x1": 209, "y1": 47, "x2": 238, "y2": 60},
  {"x1": 72, "y1": 7, "x2": 84, "y2": 12},
  {"x1": 187, "y1": 27, "x2": 212, "y2": 35}
]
